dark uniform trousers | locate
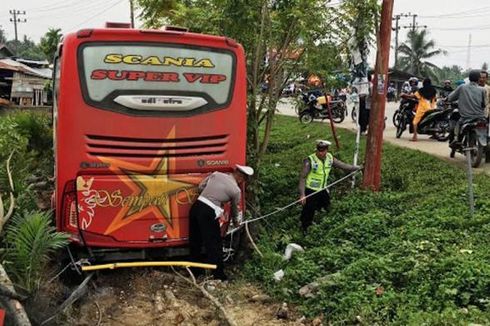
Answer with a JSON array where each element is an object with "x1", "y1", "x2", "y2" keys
[
  {"x1": 300, "y1": 187, "x2": 330, "y2": 232},
  {"x1": 189, "y1": 200, "x2": 226, "y2": 279}
]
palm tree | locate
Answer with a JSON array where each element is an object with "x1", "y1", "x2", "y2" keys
[
  {"x1": 398, "y1": 29, "x2": 445, "y2": 80},
  {"x1": 40, "y1": 28, "x2": 62, "y2": 63}
]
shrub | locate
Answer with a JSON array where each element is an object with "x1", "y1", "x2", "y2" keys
[{"x1": 3, "y1": 210, "x2": 68, "y2": 292}]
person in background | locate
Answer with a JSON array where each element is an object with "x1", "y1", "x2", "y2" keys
[
  {"x1": 440, "y1": 80, "x2": 454, "y2": 98},
  {"x1": 405, "y1": 78, "x2": 437, "y2": 142},
  {"x1": 447, "y1": 69, "x2": 486, "y2": 146},
  {"x1": 189, "y1": 164, "x2": 254, "y2": 280},
  {"x1": 358, "y1": 74, "x2": 372, "y2": 135},
  {"x1": 298, "y1": 140, "x2": 360, "y2": 233},
  {"x1": 478, "y1": 70, "x2": 490, "y2": 117}
]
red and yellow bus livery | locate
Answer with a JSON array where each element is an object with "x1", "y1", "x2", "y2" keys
[{"x1": 52, "y1": 26, "x2": 247, "y2": 256}]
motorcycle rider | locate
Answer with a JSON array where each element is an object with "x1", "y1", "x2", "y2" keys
[
  {"x1": 400, "y1": 77, "x2": 419, "y2": 110},
  {"x1": 478, "y1": 70, "x2": 490, "y2": 117},
  {"x1": 440, "y1": 80, "x2": 454, "y2": 98},
  {"x1": 404, "y1": 78, "x2": 437, "y2": 142},
  {"x1": 447, "y1": 69, "x2": 487, "y2": 146}
]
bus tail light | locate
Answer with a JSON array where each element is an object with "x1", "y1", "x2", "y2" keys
[
  {"x1": 77, "y1": 29, "x2": 93, "y2": 38},
  {"x1": 61, "y1": 180, "x2": 78, "y2": 228}
]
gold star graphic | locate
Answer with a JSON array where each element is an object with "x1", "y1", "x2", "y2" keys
[
  {"x1": 93, "y1": 127, "x2": 203, "y2": 236},
  {"x1": 122, "y1": 157, "x2": 193, "y2": 224}
]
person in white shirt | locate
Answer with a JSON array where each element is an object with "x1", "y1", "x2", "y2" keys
[{"x1": 189, "y1": 164, "x2": 253, "y2": 280}]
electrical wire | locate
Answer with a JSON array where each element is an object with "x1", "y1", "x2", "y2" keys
[{"x1": 65, "y1": 0, "x2": 126, "y2": 32}]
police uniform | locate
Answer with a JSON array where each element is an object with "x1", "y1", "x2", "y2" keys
[
  {"x1": 189, "y1": 165, "x2": 253, "y2": 280},
  {"x1": 299, "y1": 140, "x2": 359, "y2": 232}
]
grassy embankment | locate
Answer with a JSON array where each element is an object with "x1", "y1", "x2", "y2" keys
[{"x1": 245, "y1": 115, "x2": 490, "y2": 324}]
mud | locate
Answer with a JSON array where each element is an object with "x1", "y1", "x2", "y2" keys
[{"x1": 61, "y1": 268, "x2": 310, "y2": 326}]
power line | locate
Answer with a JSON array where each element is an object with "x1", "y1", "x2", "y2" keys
[
  {"x1": 66, "y1": 0, "x2": 126, "y2": 32},
  {"x1": 419, "y1": 5, "x2": 490, "y2": 18},
  {"x1": 28, "y1": 0, "x2": 108, "y2": 20}
]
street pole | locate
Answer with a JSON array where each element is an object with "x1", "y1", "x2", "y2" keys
[
  {"x1": 362, "y1": 0, "x2": 394, "y2": 191},
  {"x1": 393, "y1": 15, "x2": 399, "y2": 69},
  {"x1": 129, "y1": 0, "x2": 135, "y2": 28}
]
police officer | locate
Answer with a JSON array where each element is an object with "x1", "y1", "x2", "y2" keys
[
  {"x1": 189, "y1": 164, "x2": 253, "y2": 280},
  {"x1": 299, "y1": 140, "x2": 360, "y2": 233}
]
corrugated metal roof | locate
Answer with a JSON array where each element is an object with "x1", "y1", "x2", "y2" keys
[{"x1": 0, "y1": 58, "x2": 52, "y2": 79}]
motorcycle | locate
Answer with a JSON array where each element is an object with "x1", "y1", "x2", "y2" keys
[
  {"x1": 298, "y1": 92, "x2": 346, "y2": 124},
  {"x1": 395, "y1": 99, "x2": 452, "y2": 141},
  {"x1": 393, "y1": 97, "x2": 418, "y2": 127},
  {"x1": 449, "y1": 106, "x2": 488, "y2": 168}
]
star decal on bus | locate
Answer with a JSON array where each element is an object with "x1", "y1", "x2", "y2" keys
[{"x1": 94, "y1": 127, "x2": 203, "y2": 236}]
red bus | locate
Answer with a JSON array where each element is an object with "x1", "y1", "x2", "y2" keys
[{"x1": 52, "y1": 26, "x2": 247, "y2": 258}]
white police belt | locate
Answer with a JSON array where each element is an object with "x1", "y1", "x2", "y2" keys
[{"x1": 197, "y1": 196, "x2": 224, "y2": 219}]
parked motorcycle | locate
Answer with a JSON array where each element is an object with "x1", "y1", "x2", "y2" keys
[
  {"x1": 449, "y1": 106, "x2": 488, "y2": 168},
  {"x1": 298, "y1": 92, "x2": 346, "y2": 124},
  {"x1": 395, "y1": 99, "x2": 452, "y2": 141}
]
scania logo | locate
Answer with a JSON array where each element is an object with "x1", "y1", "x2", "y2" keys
[
  {"x1": 196, "y1": 159, "x2": 229, "y2": 167},
  {"x1": 150, "y1": 223, "x2": 166, "y2": 233}
]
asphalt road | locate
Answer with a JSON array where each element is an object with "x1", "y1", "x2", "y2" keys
[{"x1": 276, "y1": 97, "x2": 490, "y2": 175}]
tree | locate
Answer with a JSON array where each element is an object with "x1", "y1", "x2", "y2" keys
[
  {"x1": 6, "y1": 35, "x2": 46, "y2": 60},
  {"x1": 436, "y1": 65, "x2": 465, "y2": 85},
  {"x1": 40, "y1": 28, "x2": 62, "y2": 63},
  {"x1": 0, "y1": 27, "x2": 7, "y2": 44},
  {"x1": 136, "y1": 0, "x2": 379, "y2": 203},
  {"x1": 398, "y1": 29, "x2": 445, "y2": 80}
]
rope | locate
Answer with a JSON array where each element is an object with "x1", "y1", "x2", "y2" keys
[{"x1": 226, "y1": 169, "x2": 362, "y2": 235}]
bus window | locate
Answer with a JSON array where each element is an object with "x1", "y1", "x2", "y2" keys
[{"x1": 79, "y1": 44, "x2": 235, "y2": 115}]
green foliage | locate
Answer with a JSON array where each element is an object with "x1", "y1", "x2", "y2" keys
[
  {"x1": 0, "y1": 111, "x2": 53, "y2": 201},
  {"x1": 39, "y1": 28, "x2": 62, "y2": 63},
  {"x1": 436, "y1": 65, "x2": 466, "y2": 85},
  {"x1": 3, "y1": 210, "x2": 69, "y2": 292},
  {"x1": 398, "y1": 29, "x2": 445, "y2": 80},
  {"x1": 244, "y1": 115, "x2": 490, "y2": 324},
  {"x1": 6, "y1": 35, "x2": 46, "y2": 61}
]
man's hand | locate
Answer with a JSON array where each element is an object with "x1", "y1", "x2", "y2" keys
[{"x1": 300, "y1": 195, "x2": 306, "y2": 205}]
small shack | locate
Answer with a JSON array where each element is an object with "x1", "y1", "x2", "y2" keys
[{"x1": 0, "y1": 58, "x2": 52, "y2": 107}]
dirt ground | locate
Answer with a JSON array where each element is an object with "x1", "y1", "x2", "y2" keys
[{"x1": 58, "y1": 268, "x2": 314, "y2": 326}]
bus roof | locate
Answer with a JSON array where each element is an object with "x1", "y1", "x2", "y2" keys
[{"x1": 62, "y1": 27, "x2": 239, "y2": 49}]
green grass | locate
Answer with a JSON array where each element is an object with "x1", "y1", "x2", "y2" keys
[{"x1": 245, "y1": 115, "x2": 490, "y2": 324}]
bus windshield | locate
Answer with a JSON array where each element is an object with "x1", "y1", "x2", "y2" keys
[{"x1": 79, "y1": 43, "x2": 235, "y2": 114}]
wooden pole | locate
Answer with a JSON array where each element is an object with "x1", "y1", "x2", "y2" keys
[{"x1": 362, "y1": 0, "x2": 394, "y2": 191}]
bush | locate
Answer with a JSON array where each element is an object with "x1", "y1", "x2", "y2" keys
[{"x1": 3, "y1": 210, "x2": 68, "y2": 293}]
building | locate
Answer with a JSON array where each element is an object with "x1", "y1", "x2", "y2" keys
[
  {"x1": 0, "y1": 44, "x2": 14, "y2": 59},
  {"x1": 0, "y1": 58, "x2": 52, "y2": 107}
]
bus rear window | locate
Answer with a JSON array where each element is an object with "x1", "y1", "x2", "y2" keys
[{"x1": 79, "y1": 43, "x2": 235, "y2": 115}]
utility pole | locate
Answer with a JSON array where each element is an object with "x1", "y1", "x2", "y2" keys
[
  {"x1": 9, "y1": 10, "x2": 27, "y2": 43},
  {"x1": 129, "y1": 0, "x2": 135, "y2": 28},
  {"x1": 392, "y1": 14, "x2": 400, "y2": 68},
  {"x1": 362, "y1": 0, "x2": 394, "y2": 191},
  {"x1": 466, "y1": 33, "x2": 472, "y2": 70},
  {"x1": 392, "y1": 13, "x2": 421, "y2": 69}
]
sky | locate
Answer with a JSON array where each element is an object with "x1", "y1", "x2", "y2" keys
[{"x1": 0, "y1": 0, "x2": 488, "y2": 70}]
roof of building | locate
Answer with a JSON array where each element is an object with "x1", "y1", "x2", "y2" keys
[
  {"x1": 0, "y1": 44, "x2": 14, "y2": 57},
  {"x1": 0, "y1": 58, "x2": 52, "y2": 79},
  {"x1": 16, "y1": 58, "x2": 50, "y2": 67}
]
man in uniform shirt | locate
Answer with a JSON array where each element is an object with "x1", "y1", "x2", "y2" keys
[
  {"x1": 189, "y1": 164, "x2": 253, "y2": 280},
  {"x1": 299, "y1": 140, "x2": 360, "y2": 233}
]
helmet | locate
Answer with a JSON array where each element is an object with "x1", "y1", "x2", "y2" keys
[
  {"x1": 408, "y1": 77, "x2": 419, "y2": 85},
  {"x1": 468, "y1": 69, "x2": 481, "y2": 82}
]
